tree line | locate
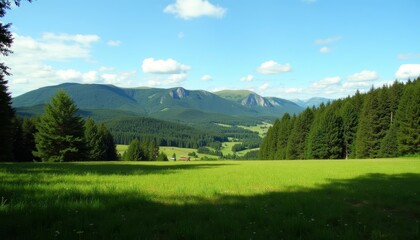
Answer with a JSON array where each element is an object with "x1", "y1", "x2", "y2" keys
[
  {"x1": 260, "y1": 78, "x2": 419, "y2": 160},
  {"x1": 8, "y1": 91, "x2": 118, "y2": 162}
]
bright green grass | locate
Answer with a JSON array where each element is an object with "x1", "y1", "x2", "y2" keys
[
  {"x1": 239, "y1": 122, "x2": 272, "y2": 138},
  {"x1": 159, "y1": 146, "x2": 216, "y2": 160},
  {"x1": 1, "y1": 159, "x2": 419, "y2": 239}
]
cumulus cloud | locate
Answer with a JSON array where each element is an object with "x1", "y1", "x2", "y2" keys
[
  {"x1": 257, "y1": 61, "x2": 292, "y2": 74},
  {"x1": 312, "y1": 76, "x2": 341, "y2": 89},
  {"x1": 107, "y1": 40, "x2": 121, "y2": 47},
  {"x1": 259, "y1": 82, "x2": 270, "y2": 91},
  {"x1": 164, "y1": 0, "x2": 226, "y2": 20},
  {"x1": 240, "y1": 74, "x2": 254, "y2": 82},
  {"x1": 142, "y1": 58, "x2": 191, "y2": 74},
  {"x1": 285, "y1": 88, "x2": 303, "y2": 93},
  {"x1": 347, "y1": 70, "x2": 378, "y2": 82},
  {"x1": 397, "y1": 53, "x2": 420, "y2": 60},
  {"x1": 4, "y1": 33, "x2": 103, "y2": 96},
  {"x1": 395, "y1": 64, "x2": 420, "y2": 79},
  {"x1": 42, "y1": 32, "x2": 100, "y2": 45},
  {"x1": 314, "y1": 36, "x2": 342, "y2": 45},
  {"x1": 100, "y1": 71, "x2": 137, "y2": 85},
  {"x1": 201, "y1": 75, "x2": 213, "y2": 81},
  {"x1": 319, "y1": 46, "x2": 331, "y2": 54}
]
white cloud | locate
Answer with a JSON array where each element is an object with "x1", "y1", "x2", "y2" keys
[
  {"x1": 4, "y1": 33, "x2": 103, "y2": 96},
  {"x1": 240, "y1": 74, "x2": 254, "y2": 82},
  {"x1": 146, "y1": 74, "x2": 187, "y2": 87},
  {"x1": 397, "y1": 53, "x2": 420, "y2": 60},
  {"x1": 99, "y1": 66, "x2": 115, "y2": 72},
  {"x1": 319, "y1": 46, "x2": 331, "y2": 54},
  {"x1": 395, "y1": 64, "x2": 420, "y2": 79},
  {"x1": 312, "y1": 76, "x2": 341, "y2": 89},
  {"x1": 142, "y1": 58, "x2": 191, "y2": 74},
  {"x1": 107, "y1": 40, "x2": 121, "y2": 47},
  {"x1": 347, "y1": 70, "x2": 378, "y2": 82},
  {"x1": 164, "y1": 0, "x2": 226, "y2": 20},
  {"x1": 201, "y1": 75, "x2": 213, "y2": 81},
  {"x1": 314, "y1": 36, "x2": 342, "y2": 45},
  {"x1": 42, "y1": 32, "x2": 100, "y2": 45},
  {"x1": 259, "y1": 82, "x2": 269, "y2": 91},
  {"x1": 257, "y1": 61, "x2": 292, "y2": 74},
  {"x1": 101, "y1": 71, "x2": 136, "y2": 85},
  {"x1": 285, "y1": 88, "x2": 303, "y2": 93}
]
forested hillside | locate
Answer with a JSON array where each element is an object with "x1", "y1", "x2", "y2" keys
[
  {"x1": 105, "y1": 116, "x2": 227, "y2": 148},
  {"x1": 260, "y1": 78, "x2": 420, "y2": 159}
]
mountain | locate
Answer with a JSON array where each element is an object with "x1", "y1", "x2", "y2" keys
[
  {"x1": 13, "y1": 83, "x2": 303, "y2": 122},
  {"x1": 291, "y1": 97, "x2": 331, "y2": 108},
  {"x1": 214, "y1": 90, "x2": 302, "y2": 115}
]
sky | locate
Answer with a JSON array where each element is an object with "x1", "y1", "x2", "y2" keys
[{"x1": 3, "y1": 0, "x2": 420, "y2": 99}]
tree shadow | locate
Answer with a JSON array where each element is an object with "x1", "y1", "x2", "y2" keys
[
  {"x1": 0, "y1": 162, "x2": 233, "y2": 176},
  {"x1": 0, "y1": 169, "x2": 419, "y2": 239}
]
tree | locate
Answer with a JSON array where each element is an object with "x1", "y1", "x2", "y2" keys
[
  {"x1": 0, "y1": 1, "x2": 31, "y2": 161},
  {"x1": 12, "y1": 117, "x2": 37, "y2": 161},
  {"x1": 98, "y1": 123, "x2": 118, "y2": 160},
  {"x1": 341, "y1": 101, "x2": 359, "y2": 159},
  {"x1": 84, "y1": 118, "x2": 106, "y2": 161},
  {"x1": 33, "y1": 91, "x2": 86, "y2": 162},
  {"x1": 379, "y1": 124, "x2": 399, "y2": 158},
  {"x1": 286, "y1": 108, "x2": 314, "y2": 159},
  {"x1": 275, "y1": 113, "x2": 294, "y2": 160},
  {"x1": 124, "y1": 139, "x2": 144, "y2": 161},
  {"x1": 395, "y1": 79, "x2": 420, "y2": 155}
]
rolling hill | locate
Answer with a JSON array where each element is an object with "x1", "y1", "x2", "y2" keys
[{"x1": 13, "y1": 83, "x2": 303, "y2": 122}]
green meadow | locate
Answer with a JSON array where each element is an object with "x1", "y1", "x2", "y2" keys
[{"x1": 1, "y1": 159, "x2": 419, "y2": 239}]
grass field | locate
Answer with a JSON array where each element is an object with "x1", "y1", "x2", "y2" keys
[{"x1": 1, "y1": 159, "x2": 419, "y2": 239}]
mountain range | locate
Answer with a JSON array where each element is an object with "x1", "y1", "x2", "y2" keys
[{"x1": 12, "y1": 83, "x2": 305, "y2": 123}]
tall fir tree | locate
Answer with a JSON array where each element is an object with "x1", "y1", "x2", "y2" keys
[
  {"x1": 124, "y1": 139, "x2": 144, "y2": 161},
  {"x1": 84, "y1": 118, "x2": 106, "y2": 161},
  {"x1": 341, "y1": 101, "x2": 359, "y2": 159},
  {"x1": 274, "y1": 113, "x2": 293, "y2": 160},
  {"x1": 98, "y1": 123, "x2": 118, "y2": 160},
  {"x1": 395, "y1": 79, "x2": 420, "y2": 155},
  {"x1": 33, "y1": 90, "x2": 86, "y2": 162},
  {"x1": 286, "y1": 108, "x2": 314, "y2": 159}
]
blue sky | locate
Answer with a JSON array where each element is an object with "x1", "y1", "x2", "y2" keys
[{"x1": 3, "y1": 0, "x2": 420, "y2": 99}]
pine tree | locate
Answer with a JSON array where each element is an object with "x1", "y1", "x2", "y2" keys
[
  {"x1": 33, "y1": 90, "x2": 86, "y2": 162},
  {"x1": 286, "y1": 108, "x2": 314, "y2": 159},
  {"x1": 341, "y1": 101, "x2": 359, "y2": 159},
  {"x1": 275, "y1": 113, "x2": 293, "y2": 160},
  {"x1": 0, "y1": 0, "x2": 31, "y2": 162},
  {"x1": 379, "y1": 124, "x2": 399, "y2": 158},
  {"x1": 396, "y1": 79, "x2": 420, "y2": 155},
  {"x1": 124, "y1": 139, "x2": 144, "y2": 161},
  {"x1": 84, "y1": 118, "x2": 106, "y2": 161},
  {"x1": 98, "y1": 123, "x2": 118, "y2": 160}
]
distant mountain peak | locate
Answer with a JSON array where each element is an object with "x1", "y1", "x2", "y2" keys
[
  {"x1": 169, "y1": 87, "x2": 189, "y2": 99},
  {"x1": 241, "y1": 93, "x2": 273, "y2": 108}
]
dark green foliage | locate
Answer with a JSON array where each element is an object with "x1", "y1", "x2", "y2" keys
[
  {"x1": 33, "y1": 91, "x2": 86, "y2": 162},
  {"x1": 286, "y1": 108, "x2": 314, "y2": 159},
  {"x1": 396, "y1": 80, "x2": 420, "y2": 155},
  {"x1": 123, "y1": 139, "x2": 144, "y2": 161},
  {"x1": 123, "y1": 139, "x2": 160, "y2": 161},
  {"x1": 231, "y1": 143, "x2": 245, "y2": 153},
  {"x1": 157, "y1": 152, "x2": 168, "y2": 161},
  {"x1": 262, "y1": 78, "x2": 418, "y2": 160},
  {"x1": 0, "y1": 74, "x2": 14, "y2": 161},
  {"x1": 379, "y1": 124, "x2": 399, "y2": 158},
  {"x1": 12, "y1": 117, "x2": 37, "y2": 162},
  {"x1": 84, "y1": 118, "x2": 117, "y2": 161}
]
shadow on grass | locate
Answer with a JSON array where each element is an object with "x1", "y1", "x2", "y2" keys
[
  {"x1": 0, "y1": 162, "x2": 232, "y2": 176},
  {"x1": 0, "y1": 170, "x2": 419, "y2": 239}
]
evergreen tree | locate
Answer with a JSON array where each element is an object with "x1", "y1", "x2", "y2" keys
[
  {"x1": 98, "y1": 123, "x2": 118, "y2": 160},
  {"x1": 33, "y1": 91, "x2": 86, "y2": 162},
  {"x1": 84, "y1": 118, "x2": 106, "y2": 161},
  {"x1": 395, "y1": 79, "x2": 420, "y2": 155},
  {"x1": 286, "y1": 108, "x2": 314, "y2": 159},
  {"x1": 379, "y1": 124, "x2": 399, "y2": 158},
  {"x1": 0, "y1": 1, "x2": 31, "y2": 162},
  {"x1": 341, "y1": 101, "x2": 359, "y2": 159},
  {"x1": 275, "y1": 113, "x2": 293, "y2": 160},
  {"x1": 124, "y1": 139, "x2": 144, "y2": 161}
]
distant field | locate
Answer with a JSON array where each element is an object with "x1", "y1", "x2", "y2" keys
[
  {"x1": 119, "y1": 144, "x2": 253, "y2": 159},
  {"x1": 1, "y1": 159, "x2": 419, "y2": 239},
  {"x1": 239, "y1": 122, "x2": 272, "y2": 138}
]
